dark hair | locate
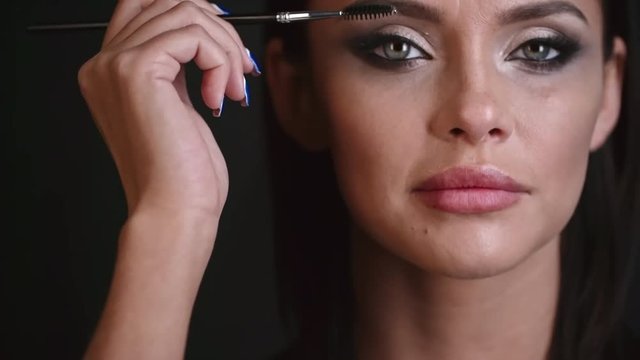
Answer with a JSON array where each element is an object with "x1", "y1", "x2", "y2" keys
[{"x1": 264, "y1": 1, "x2": 640, "y2": 359}]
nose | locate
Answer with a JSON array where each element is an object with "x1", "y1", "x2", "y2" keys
[{"x1": 429, "y1": 67, "x2": 514, "y2": 145}]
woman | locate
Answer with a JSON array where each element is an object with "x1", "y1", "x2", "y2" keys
[{"x1": 78, "y1": 0, "x2": 639, "y2": 359}]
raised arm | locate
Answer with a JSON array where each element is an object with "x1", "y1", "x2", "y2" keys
[{"x1": 77, "y1": 1, "x2": 258, "y2": 358}]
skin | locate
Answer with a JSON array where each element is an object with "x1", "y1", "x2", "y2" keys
[
  {"x1": 79, "y1": 0, "x2": 256, "y2": 358},
  {"x1": 293, "y1": 0, "x2": 621, "y2": 280},
  {"x1": 78, "y1": 0, "x2": 626, "y2": 358},
  {"x1": 267, "y1": 0, "x2": 626, "y2": 358}
]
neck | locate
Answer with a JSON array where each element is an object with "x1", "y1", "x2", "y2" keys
[{"x1": 353, "y1": 230, "x2": 560, "y2": 360}]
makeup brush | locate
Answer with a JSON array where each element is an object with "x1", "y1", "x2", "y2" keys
[{"x1": 27, "y1": 4, "x2": 397, "y2": 31}]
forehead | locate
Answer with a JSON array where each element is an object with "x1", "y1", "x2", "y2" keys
[{"x1": 307, "y1": 0, "x2": 603, "y2": 26}]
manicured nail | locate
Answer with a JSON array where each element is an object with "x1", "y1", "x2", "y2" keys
[
  {"x1": 246, "y1": 48, "x2": 262, "y2": 77},
  {"x1": 241, "y1": 77, "x2": 250, "y2": 107},
  {"x1": 210, "y1": 3, "x2": 229, "y2": 15},
  {"x1": 213, "y1": 100, "x2": 224, "y2": 117}
]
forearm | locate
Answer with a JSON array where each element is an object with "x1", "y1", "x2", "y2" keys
[{"x1": 85, "y1": 210, "x2": 218, "y2": 360}]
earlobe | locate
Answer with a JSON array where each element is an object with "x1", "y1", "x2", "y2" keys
[
  {"x1": 264, "y1": 39, "x2": 330, "y2": 151},
  {"x1": 590, "y1": 37, "x2": 627, "y2": 151}
]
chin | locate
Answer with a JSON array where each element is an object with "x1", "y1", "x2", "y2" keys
[
  {"x1": 362, "y1": 210, "x2": 561, "y2": 281},
  {"x1": 417, "y1": 234, "x2": 539, "y2": 280},
  {"x1": 419, "y1": 244, "x2": 535, "y2": 280}
]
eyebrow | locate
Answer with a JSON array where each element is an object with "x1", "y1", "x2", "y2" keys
[
  {"x1": 348, "y1": 0, "x2": 588, "y2": 25},
  {"x1": 498, "y1": 1, "x2": 589, "y2": 25}
]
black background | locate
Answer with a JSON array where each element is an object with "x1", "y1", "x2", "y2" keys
[
  {"x1": 4, "y1": 1, "x2": 640, "y2": 359},
  {"x1": 5, "y1": 1, "x2": 286, "y2": 359}
]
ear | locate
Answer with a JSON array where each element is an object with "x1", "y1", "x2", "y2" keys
[
  {"x1": 590, "y1": 37, "x2": 627, "y2": 151},
  {"x1": 264, "y1": 39, "x2": 329, "y2": 151}
]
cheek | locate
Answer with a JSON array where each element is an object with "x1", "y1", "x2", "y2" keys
[
  {"x1": 517, "y1": 71, "x2": 603, "y2": 219},
  {"x1": 316, "y1": 68, "x2": 424, "y2": 226}
]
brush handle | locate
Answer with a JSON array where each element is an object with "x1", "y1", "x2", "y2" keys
[
  {"x1": 27, "y1": 11, "x2": 343, "y2": 31},
  {"x1": 224, "y1": 11, "x2": 342, "y2": 24}
]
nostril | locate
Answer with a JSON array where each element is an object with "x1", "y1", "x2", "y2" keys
[
  {"x1": 489, "y1": 128, "x2": 502, "y2": 136},
  {"x1": 450, "y1": 128, "x2": 464, "y2": 136}
]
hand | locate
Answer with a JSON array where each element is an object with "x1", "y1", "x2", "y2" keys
[
  {"x1": 80, "y1": 2, "x2": 259, "y2": 358},
  {"x1": 78, "y1": 0, "x2": 258, "y2": 221}
]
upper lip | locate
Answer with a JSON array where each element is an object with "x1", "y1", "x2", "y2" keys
[{"x1": 415, "y1": 166, "x2": 530, "y2": 193}]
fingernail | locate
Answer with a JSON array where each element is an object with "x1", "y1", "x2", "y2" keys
[
  {"x1": 246, "y1": 48, "x2": 262, "y2": 77},
  {"x1": 213, "y1": 100, "x2": 224, "y2": 117},
  {"x1": 241, "y1": 77, "x2": 250, "y2": 107},
  {"x1": 210, "y1": 3, "x2": 229, "y2": 15}
]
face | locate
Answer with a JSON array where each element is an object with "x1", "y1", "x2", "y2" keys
[{"x1": 273, "y1": 0, "x2": 623, "y2": 278}]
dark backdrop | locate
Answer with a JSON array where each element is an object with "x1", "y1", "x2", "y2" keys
[
  {"x1": 4, "y1": 1, "x2": 640, "y2": 359},
  {"x1": 5, "y1": 1, "x2": 286, "y2": 359}
]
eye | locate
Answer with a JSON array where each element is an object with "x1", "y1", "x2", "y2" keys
[
  {"x1": 505, "y1": 34, "x2": 582, "y2": 73},
  {"x1": 511, "y1": 39, "x2": 561, "y2": 62},
  {"x1": 349, "y1": 33, "x2": 433, "y2": 66},
  {"x1": 373, "y1": 36, "x2": 427, "y2": 61}
]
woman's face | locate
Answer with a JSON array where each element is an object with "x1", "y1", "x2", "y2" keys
[{"x1": 283, "y1": 0, "x2": 623, "y2": 278}]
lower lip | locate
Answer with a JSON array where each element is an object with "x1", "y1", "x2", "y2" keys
[{"x1": 415, "y1": 188, "x2": 523, "y2": 214}]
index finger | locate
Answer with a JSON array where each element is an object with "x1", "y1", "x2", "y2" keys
[{"x1": 102, "y1": 0, "x2": 155, "y2": 49}]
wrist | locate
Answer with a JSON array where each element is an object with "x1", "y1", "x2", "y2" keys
[
  {"x1": 120, "y1": 207, "x2": 220, "y2": 269},
  {"x1": 86, "y1": 209, "x2": 220, "y2": 359}
]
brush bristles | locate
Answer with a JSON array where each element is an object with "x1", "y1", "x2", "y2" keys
[{"x1": 342, "y1": 4, "x2": 397, "y2": 21}]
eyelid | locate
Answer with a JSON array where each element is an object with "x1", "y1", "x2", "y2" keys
[
  {"x1": 504, "y1": 28, "x2": 573, "y2": 55},
  {"x1": 504, "y1": 32, "x2": 583, "y2": 74},
  {"x1": 375, "y1": 34, "x2": 432, "y2": 60},
  {"x1": 386, "y1": 26, "x2": 433, "y2": 53},
  {"x1": 364, "y1": 25, "x2": 435, "y2": 56}
]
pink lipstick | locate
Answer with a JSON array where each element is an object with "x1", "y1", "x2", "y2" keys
[{"x1": 414, "y1": 167, "x2": 529, "y2": 214}]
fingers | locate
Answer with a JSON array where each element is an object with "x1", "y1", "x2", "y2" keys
[
  {"x1": 107, "y1": 0, "x2": 177, "y2": 48},
  {"x1": 108, "y1": 0, "x2": 254, "y2": 75},
  {"x1": 133, "y1": 24, "x2": 242, "y2": 109},
  {"x1": 103, "y1": 0, "x2": 155, "y2": 49},
  {"x1": 98, "y1": 0, "x2": 261, "y2": 118},
  {"x1": 187, "y1": 0, "x2": 255, "y2": 72},
  {"x1": 122, "y1": 3, "x2": 248, "y2": 101}
]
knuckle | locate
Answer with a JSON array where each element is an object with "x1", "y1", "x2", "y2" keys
[
  {"x1": 77, "y1": 59, "x2": 95, "y2": 95},
  {"x1": 110, "y1": 51, "x2": 136, "y2": 78},
  {"x1": 175, "y1": 0, "x2": 201, "y2": 18},
  {"x1": 78, "y1": 53, "x2": 115, "y2": 94},
  {"x1": 184, "y1": 23, "x2": 207, "y2": 37},
  {"x1": 174, "y1": 2, "x2": 214, "y2": 31}
]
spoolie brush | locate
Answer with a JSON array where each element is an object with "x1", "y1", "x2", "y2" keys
[
  {"x1": 342, "y1": 4, "x2": 398, "y2": 21},
  {"x1": 27, "y1": 3, "x2": 398, "y2": 31}
]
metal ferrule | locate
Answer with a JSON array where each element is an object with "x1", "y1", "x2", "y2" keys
[{"x1": 276, "y1": 11, "x2": 342, "y2": 23}]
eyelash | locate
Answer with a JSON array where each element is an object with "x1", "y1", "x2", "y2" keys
[
  {"x1": 506, "y1": 35, "x2": 582, "y2": 73},
  {"x1": 349, "y1": 33, "x2": 581, "y2": 73},
  {"x1": 349, "y1": 34, "x2": 432, "y2": 69}
]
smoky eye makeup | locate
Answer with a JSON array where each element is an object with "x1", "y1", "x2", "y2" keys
[
  {"x1": 505, "y1": 31, "x2": 583, "y2": 74},
  {"x1": 343, "y1": 24, "x2": 583, "y2": 74},
  {"x1": 346, "y1": 26, "x2": 434, "y2": 70}
]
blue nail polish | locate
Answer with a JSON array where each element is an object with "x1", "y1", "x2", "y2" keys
[
  {"x1": 210, "y1": 3, "x2": 230, "y2": 15},
  {"x1": 246, "y1": 48, "x2": 262, "y2": 76},
  {"x1": 241, "y1": 77, "x2": 250, "y2": 107},
  {"x1": 213, "y1": 100, "x2": 224, "y2": 117}
]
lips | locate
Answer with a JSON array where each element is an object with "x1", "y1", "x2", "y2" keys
[{"x1": 413, "y1": 166, "x2": 529, "y2": 214}]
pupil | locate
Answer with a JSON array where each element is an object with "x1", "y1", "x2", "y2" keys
[
  {"x1": 391, "y1": 42, "x2": 405, "y2": 52},
  {"x1": 526, "y1": 44, "x2": 549, "y2": 59},
  {"x1": 384, "y1": 41, "x2": 410, "y2": 59}
]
